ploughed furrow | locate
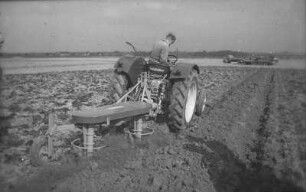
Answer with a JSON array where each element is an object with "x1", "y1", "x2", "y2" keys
[
  {"x1": 252, "y1": 70, "x2": 275, "y2": 165},
  {"x1": 185, "y1": 69, "x2": 304, "y2": 192},
  {"x1": 254, "y1": 69, "x2": 306, "y2": 190},
  {"x1": 206, "y1": 68, "x2": 262, "y2": 110},
  {"x1": 198, "y1": 66, "x2": 256, "y2": 107},
  {"x1": 190, "y1": 68, "x2": 269, "y2": 161}
]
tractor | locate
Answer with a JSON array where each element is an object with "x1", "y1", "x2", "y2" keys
[
  {"x1": 29, "y1": 42, "x2": 206, "y2": 166},
  {"x1": 111, "y1": 42, "x2": 206, "y2": 132}
]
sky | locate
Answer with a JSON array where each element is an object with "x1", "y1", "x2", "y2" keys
[{"x1": 0, "y1": 0, "x2": 305, "y2": 53}]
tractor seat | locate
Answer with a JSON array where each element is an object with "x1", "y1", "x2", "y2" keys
[{"x1": 147, "y1": 60, "x2": 170, "y2": 75}]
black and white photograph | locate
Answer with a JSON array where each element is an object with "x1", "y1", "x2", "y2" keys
[{"x1": 0, "y1": 0, "x2": 305, "y2": 191}]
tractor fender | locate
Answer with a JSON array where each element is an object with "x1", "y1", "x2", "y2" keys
[
  {"x1": 169, "y1": 62, "x2": 199, "y2": 79},
  {"x1": 113, "y1": 55, "x2": 147, "y2": 85}
]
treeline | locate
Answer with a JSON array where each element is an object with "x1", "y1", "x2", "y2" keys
[{"x1": 0, "y1": 50, "x2": 305, "y2": 59}]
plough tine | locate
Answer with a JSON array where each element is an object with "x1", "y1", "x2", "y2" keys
[{"x1": 47, "y1": 113, "x2": 56, "y2": 157}]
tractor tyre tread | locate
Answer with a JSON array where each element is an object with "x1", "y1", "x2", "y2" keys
[
  {"x1": 111, "y1": 73, "x2": 129, "y2": 102},
  {"x1": 168, "y1": 70, "x2": 198, "y2": 132}
]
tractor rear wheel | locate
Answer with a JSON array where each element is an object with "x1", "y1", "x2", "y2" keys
[
  {"x1": 168, "y1": 69, "x2": 198, "y2": 132},
  {"x1": 111, "y1": 73, "x2": 129, "y2": 101}
]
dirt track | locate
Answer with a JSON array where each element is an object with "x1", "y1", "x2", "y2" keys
[{"x1": 1, "y1": 66, "x2": 306, "y2": 192}]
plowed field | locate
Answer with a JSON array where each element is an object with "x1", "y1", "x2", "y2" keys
[{"x1": 0, "y1": 65, "x2": 305, "y2": 192}]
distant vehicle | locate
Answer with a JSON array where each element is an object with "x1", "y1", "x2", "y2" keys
[
  {"x1": 240, "y1": 55, "x2": 278, "y2": 65},
  {"x1": 223, "y1": 55, "x2": 242, "y2": 63}
]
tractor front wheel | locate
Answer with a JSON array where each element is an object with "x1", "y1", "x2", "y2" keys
[
  {"x1": 195, "y1": 89, "x2": 207, "y2": 116},
  {"x1": 168, "y1": 69, "x2": 198, "y2": 132}
]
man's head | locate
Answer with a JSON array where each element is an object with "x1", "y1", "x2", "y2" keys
[{"x1": 166, "y1": 33, "x2": 176, "y2": 45}]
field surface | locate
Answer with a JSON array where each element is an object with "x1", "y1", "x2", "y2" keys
[{"x1": 0, "y1": 58, "x2": 306, "y2": 192}]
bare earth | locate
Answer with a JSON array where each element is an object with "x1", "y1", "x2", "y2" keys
[{"x1": 0, "y1": 58, "x2": 306, "y2": 192}]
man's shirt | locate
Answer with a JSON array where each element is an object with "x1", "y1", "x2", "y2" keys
[{"x1": 150, "y1": 39, "x2": 170, "y2": 63}]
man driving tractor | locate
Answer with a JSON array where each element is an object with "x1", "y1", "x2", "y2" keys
[{"x1": 150, "y1": 33, "x2": 176, "y2": 66}]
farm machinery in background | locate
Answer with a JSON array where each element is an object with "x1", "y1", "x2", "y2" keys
[
  {"x1": 223, "y1": 55, "x2": 242, "y2": 64},
  {"x1": 239, "y1": 55, "x2": 278, "y2": 65},
  {"x1": 30, "y1": 42, "x2": 207, "y2": 166},
  {"x1": 223, "y1": 54, "x2": 278, "y2": 65}
]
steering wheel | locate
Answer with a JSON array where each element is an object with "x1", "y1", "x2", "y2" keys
[{"x1": 167, "y1": 54, "x2": 178, "y2": 65}]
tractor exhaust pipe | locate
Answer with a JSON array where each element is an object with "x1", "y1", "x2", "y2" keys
[{"x1": 125, "y1": 42, "x2": 138, "y2": 54}]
